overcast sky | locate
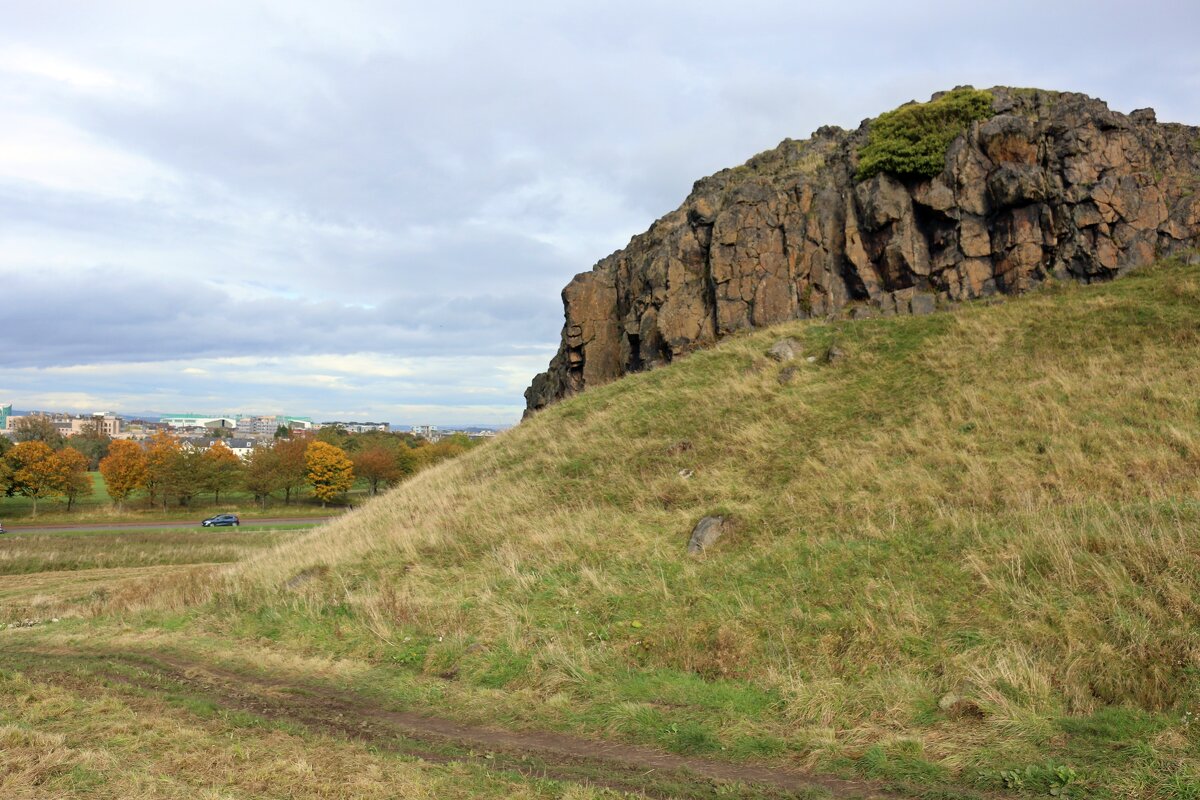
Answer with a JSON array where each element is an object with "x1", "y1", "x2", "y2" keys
[{"x1": 1, "y1": 1, "x2": 1196, "y2": 425}]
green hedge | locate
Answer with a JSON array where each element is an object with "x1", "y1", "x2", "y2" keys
[{"x1": 855, "y1": 88, "x2": 993, "y2": 181}]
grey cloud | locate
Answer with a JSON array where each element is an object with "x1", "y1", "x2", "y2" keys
[
  {"x1": 2, "y1": 268, "x2": 560, "y2": 369},
  {"x1": 0, "y1": 1, "x2": 1197, "y2": 422}
]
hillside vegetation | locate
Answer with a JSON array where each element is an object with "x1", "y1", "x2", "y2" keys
[
  {"x1": 854, "y1": 87, "x2": 994, "y2": 179},
  {"x1": 33, "y1": 258, "x2": 1200, "y2": 797}
]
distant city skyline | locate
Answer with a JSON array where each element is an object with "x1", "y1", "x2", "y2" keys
[
  {"x1": 2, "y1": 404, "x2": 503, "y2": 431},
  {"x1": 2, "y1": 2, "x2": 1197, "y2": 423}
]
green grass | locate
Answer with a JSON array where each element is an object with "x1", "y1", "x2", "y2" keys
[
  {"x1": 0, "y1": 652, "x2": 641, "y2": 800},
  {"x1": 0, "y1": 525, "x2": 314, "y2": 576},
  {"x1": 0, "y1": 470, "x2": 364, "y2": 524}
]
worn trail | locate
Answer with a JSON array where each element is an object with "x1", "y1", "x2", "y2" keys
[{"x1": 6, "y1": 645, "x2": 907, "y2": 800}]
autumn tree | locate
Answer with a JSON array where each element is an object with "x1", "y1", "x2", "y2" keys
[
  {"x1": 0, "y1": 438, "x2": 13, "y2": 497},
  {"x1": 58, "y1": 446, "x2": 93, "y2": 511},
  {"x1": 273, "y1": 436, "x2": 310, "y2": 504},
  {"x1": 4, "y1": 440, "x2": 69, "y2": 517},
  {"x1": 353, "y1": 445, "x2": 405, "y2": 495},
  {"x1": 13, "y1": 415, "x2": 64, "y2": 449},
  {"x1": 243, "y1": 447, "x2": 282, "y2": 509},
  {"x1": 144, "y1": 431, "x2": 183, "y2": 510},
  {"x1": 200, "y1": 441, "x2": 243, "y2": 505},
  {"x1": 305, "y1": 441, "x2": 354, "y2": 507},
  {"x1": 100, "y1": 440, "x2": 148, "y2": 510}
]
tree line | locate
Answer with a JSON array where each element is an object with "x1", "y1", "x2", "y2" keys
[{"x1": 0, "y1": 418, "x2": 478, "y2": 516}]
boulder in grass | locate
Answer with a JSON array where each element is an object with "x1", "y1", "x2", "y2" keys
[{"x1": 688, "y1": 516, "x2": 727, "y2": 554}]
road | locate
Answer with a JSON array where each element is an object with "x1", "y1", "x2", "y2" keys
[{"x1": 0, "y1": 516, "x2": 335, "y2": 534}]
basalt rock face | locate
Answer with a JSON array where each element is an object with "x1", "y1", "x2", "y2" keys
[{"x1": 525, "y1": 88, "x2": 1200, "y2": 413}]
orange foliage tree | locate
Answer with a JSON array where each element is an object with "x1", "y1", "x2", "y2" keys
[
  {"x1": 4, "y1": 440, "x2": 69, "y2": 517},
  {"x1": 144, "y1": 431, "x2": 183, "y2": 510},
  {"x1": 57, "y1": 446, "x2": 93, "y2": 511},
  {"x1": 352, "y1": 445, "x2": 408, "y2": 495},
  {"x1": 305, "y1": 441, "x2": 354, "y2": 507},
  {"x1": 100, "y1": 439, "x2": 148, "y2": 510}
]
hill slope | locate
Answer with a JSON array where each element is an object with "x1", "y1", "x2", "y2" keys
[{"x1": 216, "y1": 259, "x2": 1200, "y2": 796}]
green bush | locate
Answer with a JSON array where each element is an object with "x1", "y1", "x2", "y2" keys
[{"x1": 855, "y1": 87, "x2": 994, "y2": 181}]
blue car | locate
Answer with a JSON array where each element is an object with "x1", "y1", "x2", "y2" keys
[{"x1": 202, "y1": 514, "x2": 240, "y2": 527}]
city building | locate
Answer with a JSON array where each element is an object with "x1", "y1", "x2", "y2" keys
[
  {"x1": 61, "y1": 413, "x2": 122, "y2": 437},
  {"x1": 117, "y1": 419, "x2": 170, "y2": 440},
  {"x1": 179, "y1": 437, "x2": 257, "y2": 459},
  {"x1": 411, "y1": 424, "x2": 439, "y2": 440},
  {"x1": 235, "y1": 415, "x2": 314, "y2": 439},
  {"x1": 3, "y1": 410, "x2": 122, "y2": 438},
  {"x1": 161, "y1": 414, "x2": 237, "y2": 430},
  {"x1": 320, "y1": 421, "x2": 390, "y2": 434}
]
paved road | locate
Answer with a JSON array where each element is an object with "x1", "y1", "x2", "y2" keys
[{"x1": 0, "y1": 517, "x2": 335, "y2": 534}]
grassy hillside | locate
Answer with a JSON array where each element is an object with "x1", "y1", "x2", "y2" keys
[{"x1": 10, "y1": 257, "x2": 1200, "y2": 797}]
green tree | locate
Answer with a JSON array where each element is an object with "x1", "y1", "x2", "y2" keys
[
  {"x1": 65, "y1": 423, "x2": 111, "y2": 470},
  {"x1": 12, "y1": 415, "x2": 64, "y2": 449},
  {"x1": 315, "y1": 426, "x2": 351, "y2": 448},
  {"x1": 305, "y1": 441, "x2": 353, "y2": 507},
  {"x1": 243, "y1": 447, "x2": 282, "y2": 509},
  {"x1": 273, "y1": 436, "x2": 309, "y2": 505},
  {"x1": 200, "y1": 441, "x2": 243, "y2": 505},
  {"x1": 99, "y1": 439, "x2": 147, "y2": 510},
  {"x1": 165, "y1": 448, "x2": 203, "y2": 508}
]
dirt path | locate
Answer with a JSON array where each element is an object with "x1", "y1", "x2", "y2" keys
[{"x1": 10, "y1": 646, "x2": 910, "y2": 800}]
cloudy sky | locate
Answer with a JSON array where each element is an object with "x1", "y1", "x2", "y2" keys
[{"x1": 1, "y1": 1, "x2": 1196, "y2": 425}]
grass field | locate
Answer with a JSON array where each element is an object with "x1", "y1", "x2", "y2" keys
[
  {"x1": 5, "y1": 258, "x2": 1200, "y2": 798},
  {"x1": 0, "y1": 470, "x2": 365, "y2": 525}
]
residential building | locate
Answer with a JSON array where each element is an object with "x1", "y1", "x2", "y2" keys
[
  {"x1": 117, "y1": 419, "x2": 170, "y2": 440},
  {"x1": 65, "y1": 413, "x2": 121, "y2": 437},
  {"x1": 179, "y1": 437, "x2": 257, "y2": 459},
  {"x1": 4, "y1": 411, "x2": 122, "y2": 438},
  {"x1": 235, "y1": 415, "x2": 314, "y2": 439}
]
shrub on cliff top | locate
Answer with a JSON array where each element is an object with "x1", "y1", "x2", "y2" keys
[{"x1": 855, "y1": 87, "x2": 994, "y2": 181}]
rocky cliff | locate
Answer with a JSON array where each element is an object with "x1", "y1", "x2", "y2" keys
[{"x1": 525, "y1": 87, "x2": 1200, "y2": 413}]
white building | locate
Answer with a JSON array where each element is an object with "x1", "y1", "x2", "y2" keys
[
  {"x1": 411, "y1": 424, "x2": 438, "y2": 440},
  {"x1": 161, "y1": 414, "x2": 237, "y2": 430}
]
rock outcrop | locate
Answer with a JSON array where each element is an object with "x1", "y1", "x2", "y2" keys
[{"x1": 526, "y1": 88, "x2": 1200, "y2": 413}]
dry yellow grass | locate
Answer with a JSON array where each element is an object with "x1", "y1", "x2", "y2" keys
[{"x1": 0, "y1": 664, "x2": 621, "y2": 799}]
